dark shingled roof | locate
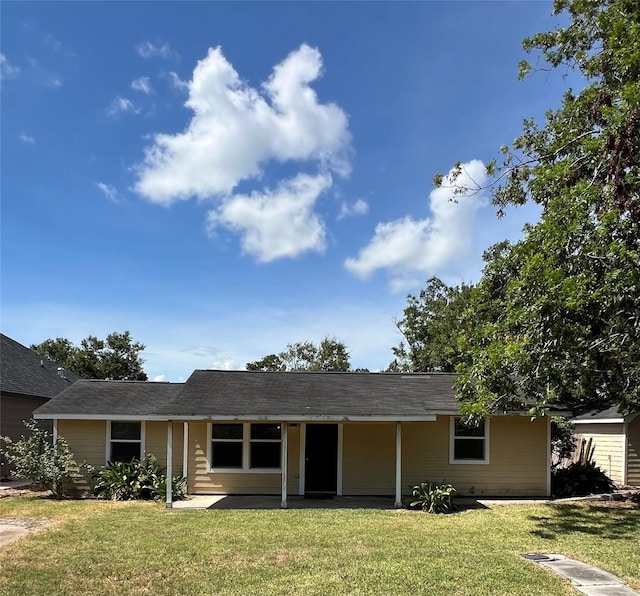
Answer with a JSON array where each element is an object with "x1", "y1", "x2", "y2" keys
[
  {"x1": 34, "y1": 379, "x2": 183, "y2": 417},
  {"x1": 157, "y1": 370, "x2": 460, "y2": 418},
  {"x1": 34, "y1": 370, "x2": 460, "y2": 419},
  {"x1": 572, "y1": 405, "x2": 624, "y2": 421},
  {"x1": 1, "y1": 334, "x2": 81, "y2": 398}
]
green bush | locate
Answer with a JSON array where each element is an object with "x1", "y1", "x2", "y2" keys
[
  {"x1": 1, "y1": 420, "x2": 77, "y2": 498},
  {"x1": 153, "y1": 474, "x2": 188, "y2": 501},
  {"x1": 551, "y1": 461, "x2": 615, "y2": 497},
  {"x1": 409, "y1": 481, "x2": 456, "y2": 513},
  {"x1": 92, "y1": 454, "x2": 187, "y2": 501}
]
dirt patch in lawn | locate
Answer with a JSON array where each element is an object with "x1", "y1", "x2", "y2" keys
[{"x1": 0, "y1": 516, "x2": 53, "y2": 547}]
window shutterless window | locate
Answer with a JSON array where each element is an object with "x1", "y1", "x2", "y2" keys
[
  {"x1": 210, "y1": 423, "x2": 281, "y2": 472},
  {"x1": 450, "y1": 417, "x2": 489, "y2": 464},
  {"x1": 109, "y1": 421, "x2": 143, "y2": 463}
]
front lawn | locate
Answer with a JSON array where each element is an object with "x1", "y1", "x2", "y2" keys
[{"x1": 1, "y1": 497, "x2": 638, "y2": 595}]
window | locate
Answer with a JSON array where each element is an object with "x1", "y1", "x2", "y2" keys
[
  {"x1": 109, "y1": 421, "x2": 143, "y2": 463},
  {"x1": 210, "y1": 423, "x2": 281, "y2": 472},
  {"x1": 450, "y1": 417, "x2": 489, "y2": 464}
]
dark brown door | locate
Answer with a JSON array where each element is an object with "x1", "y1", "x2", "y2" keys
[{"x1": 305, "y1": 424, "x2": 338, "y2": 494}]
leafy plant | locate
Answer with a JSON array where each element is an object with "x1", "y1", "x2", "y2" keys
[
  {"x1": 409, "y1": 481, "x2": 456, "y2": 513},
  {"x1": 551, "y1": 461, "x2": 615, "y2": 497},
  {"x1": 0, "y1": 419, "x2": 77, "y2": 498},
  {"x1": 92, "y1": 454, "x2": 186, "y2": 501},
  {"x1": 152, "y1": 474, "x2": 188, "y2": 501}
]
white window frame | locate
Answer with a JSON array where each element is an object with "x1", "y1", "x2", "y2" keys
[
  {"x1": 208, "y1": 422, "x2": 282, "y2": 474},
  {"x1": 449, "y1": 416, "x2": 490, "y2": 465},
  {"x1": 106, "y1": 420, "x2": 146, "y2": 465}
]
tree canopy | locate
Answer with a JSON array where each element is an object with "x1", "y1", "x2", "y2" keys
[
  {"x1": 432, "y1": 0, "x2": 640, "y2": 417},
  {"x1": 246, "y1": 337, "x2": 351, "y2": 372},
  {"x1": 32, "y1": 331, "x2": 148, "y2": 381},
  {"x1": 389, "y1": 277, "x2": 473, "y2": 373}
]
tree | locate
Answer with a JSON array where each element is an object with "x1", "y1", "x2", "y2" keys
[
  {"x1": 438, "y1": 0, "x2": 640, "y2": 417},
  {"x1": 32, "y1": 331, "x2": 148, "y2": 381},
  {"x1": 390, "y1": 277, "x2": 474, "y2": 372},
  {"x1": 1, "y1": 420, "x2": 77, "y2": 498},
  {"x1": 246, "y1": 337, "x2": 351, "y2": 372}
]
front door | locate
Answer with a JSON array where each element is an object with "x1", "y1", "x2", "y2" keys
[{"x1": 305, "y1": 424, "x2": 338, "y2": 494}]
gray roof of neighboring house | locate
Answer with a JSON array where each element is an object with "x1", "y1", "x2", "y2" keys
[
  {"x1": 1, "y1": 334, "x2": 81, "y2": 399},
  {"x1": 34, "y1": 379, "x2": 183, "y2": 417},
  {"x1": 34, "y1": 370, "x2": 461, "y2": 420},
  {"x1": 572, "y1": 405, "x2": 625, "y2": 421}
]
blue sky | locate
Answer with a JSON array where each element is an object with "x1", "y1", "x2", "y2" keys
[{"x1": 1, "y1": 1, "x2": 570, "y2": 380}]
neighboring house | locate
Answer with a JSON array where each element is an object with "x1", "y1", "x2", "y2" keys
[
  {"x1": 571, "y1": 406, "x2": 640, "y2": 487},
  {"x1": 0, "y1": 333, "x2": 80, "y2": 479},
  {"x1": 34, "y1": 370, "x2": 558, "y2": 507}
]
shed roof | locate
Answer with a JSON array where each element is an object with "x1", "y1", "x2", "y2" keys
[
  {"x1": 34, "y1": 370, "x2": 461, "y2": 420},
  {"x1": 1, "y1": 334, "x2": 81, "y2": 399}
]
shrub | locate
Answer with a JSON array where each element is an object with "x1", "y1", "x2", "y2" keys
[
  {"x1": 0, "y1": 420, "x2": 77, "y2": 498},
  {"x1": 551, "y1": 461, "x2": 615, "y2": 497},
  {"x1": 409, "y1": 481, "x2": 456, "y2": 513},
  {"x1": 153, "y1": 474, "x2": 188, "y2": 501},
  {"x1": 92, "y1": 454, "x2": 186, "y2": 501}
]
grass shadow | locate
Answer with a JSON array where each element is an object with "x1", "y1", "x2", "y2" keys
[{"x1": 528, "y1": 503, "x2": 640, "y2": 540}]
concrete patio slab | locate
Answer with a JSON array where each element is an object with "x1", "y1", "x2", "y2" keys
[{"x1": 171, "y1": 495, "x2": 397, "y2": 510}]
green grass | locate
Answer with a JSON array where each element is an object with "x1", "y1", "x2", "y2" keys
[{"x1": 1, "y1": 497, "x2": 638, "y2": 595}]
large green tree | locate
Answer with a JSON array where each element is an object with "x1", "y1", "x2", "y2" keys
[
  {"x1": 247, "y1": 337, "x2": 351, "y2": 372},
  {"x1": 32, "y1": 331, "x2": 148, "y2": 381},
  {"x1": 441, "y1": 0, "x2": 640, "y2": 417},
  {"x1": 389, "y1": 277, "x2": 473, "y2": 373}
]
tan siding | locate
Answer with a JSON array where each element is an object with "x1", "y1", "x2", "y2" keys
[
  {"x1": 57, "y1": 420, "x2": 107, "y2": 493},
  {"x1": 187, "y1": 422, "x2": 296, "y2": 495},
  {"x1": 342, "y1": 423, "x2": 395, "y2": 495},
  {"x1": 627, "y1": 416, "x2": 640, "y2": 487},
  {"x1": 574, "y1": 423, "x2": 625, "y2": 485},
  {"x1": 145, "y1": 421, "x2": 184, "y2": 474},
  {"x1": 403, "y1": 416, "x2": 548, "y2": 497}
]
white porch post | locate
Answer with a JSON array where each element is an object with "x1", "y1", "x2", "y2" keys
[
  {"x1": 53, "y1": 419, "x2": 58, "y2": 445},
  {"x1": 166, "y1": 421, "x2": 173, "y2": 509},
  {"x1": 395, "y1": 421, "x2": 402, "y2": 508},
  {"x1": 183, "y1": 422, "x2": 189, "y2": 479},
  {"x1": 281, "y1": 422, "x2": 288, "y2": 508}
]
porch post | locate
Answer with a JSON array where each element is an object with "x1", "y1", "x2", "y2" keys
[
  {"x1": 166, "y1": 421, "x2": 173, "y2": 509},
  {"x1": 281, "y1": 422, "x2": 288, "y2": 508},
  {"x1": 395, "y1": 421, "x2": 402, "y2": 508},
  {"x1": 183, "y1": 422, "x2": 189, "y2": 479}
]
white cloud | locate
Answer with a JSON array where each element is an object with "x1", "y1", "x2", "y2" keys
[
  {"x1": 46, "y1": 74, "x2": 63, "y2": 88},
  {"x1": 134, "y1": 44, "x2": 350, "y2": 204},
  {"x1": 344, "y1": 159, "x2": 488, "y2": 289},
  {"x1": 1, "y1": 53, "x2": 20, "y2": 79},
  {"x1": 152, "y1": 374, "x2": 166, "y2": 382},
  {"x1": 338, "y1": 198, "x2": 369, "y2": 219},
  {"x1": 131, "y1": 76, "x2": 153, "y2": 94},
  {"x1": 207, "y1": 173, "x2": 331, "y2": 262},
  {"x1": 166, "y1": 71, "x2": 188, "y2": 91},
  {"x1": 19, "y1": 133, "x2": 35, "y2": 144},
  {"x1": 136, "y1": 41, "x2": 177, "y2": 60},
  {"x1": 96, "y1": 182, "x2": 120, "y2": 203},
  {"x1": 106, "y1": 96, "x2": 138, "y2": 117}
]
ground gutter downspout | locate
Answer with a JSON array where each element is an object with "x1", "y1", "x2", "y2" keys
[{"x1": 166, "y1": 421, "x2": 173, "y2": 509}]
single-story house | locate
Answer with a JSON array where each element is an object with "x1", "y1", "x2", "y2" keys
[
  {"x1": 571, "y1": 406, "x2": 640, "y2": 487},
  {"x1": 1, "y1": 333, "x2": 80, "y2": 479},
  {"x1": 34, "y1": 370, "x2": 555, "y2": 507}
]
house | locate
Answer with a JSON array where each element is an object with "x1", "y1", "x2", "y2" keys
[
  {"x1": 571, "y1": 406, "x2": 640, "y2": 487},
  {"x1": 1, "y1": 334, "x2": 80, "y2": 479},
  {"x1": 33, "y1": 370, "x2": 555, "y2": 507}
]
